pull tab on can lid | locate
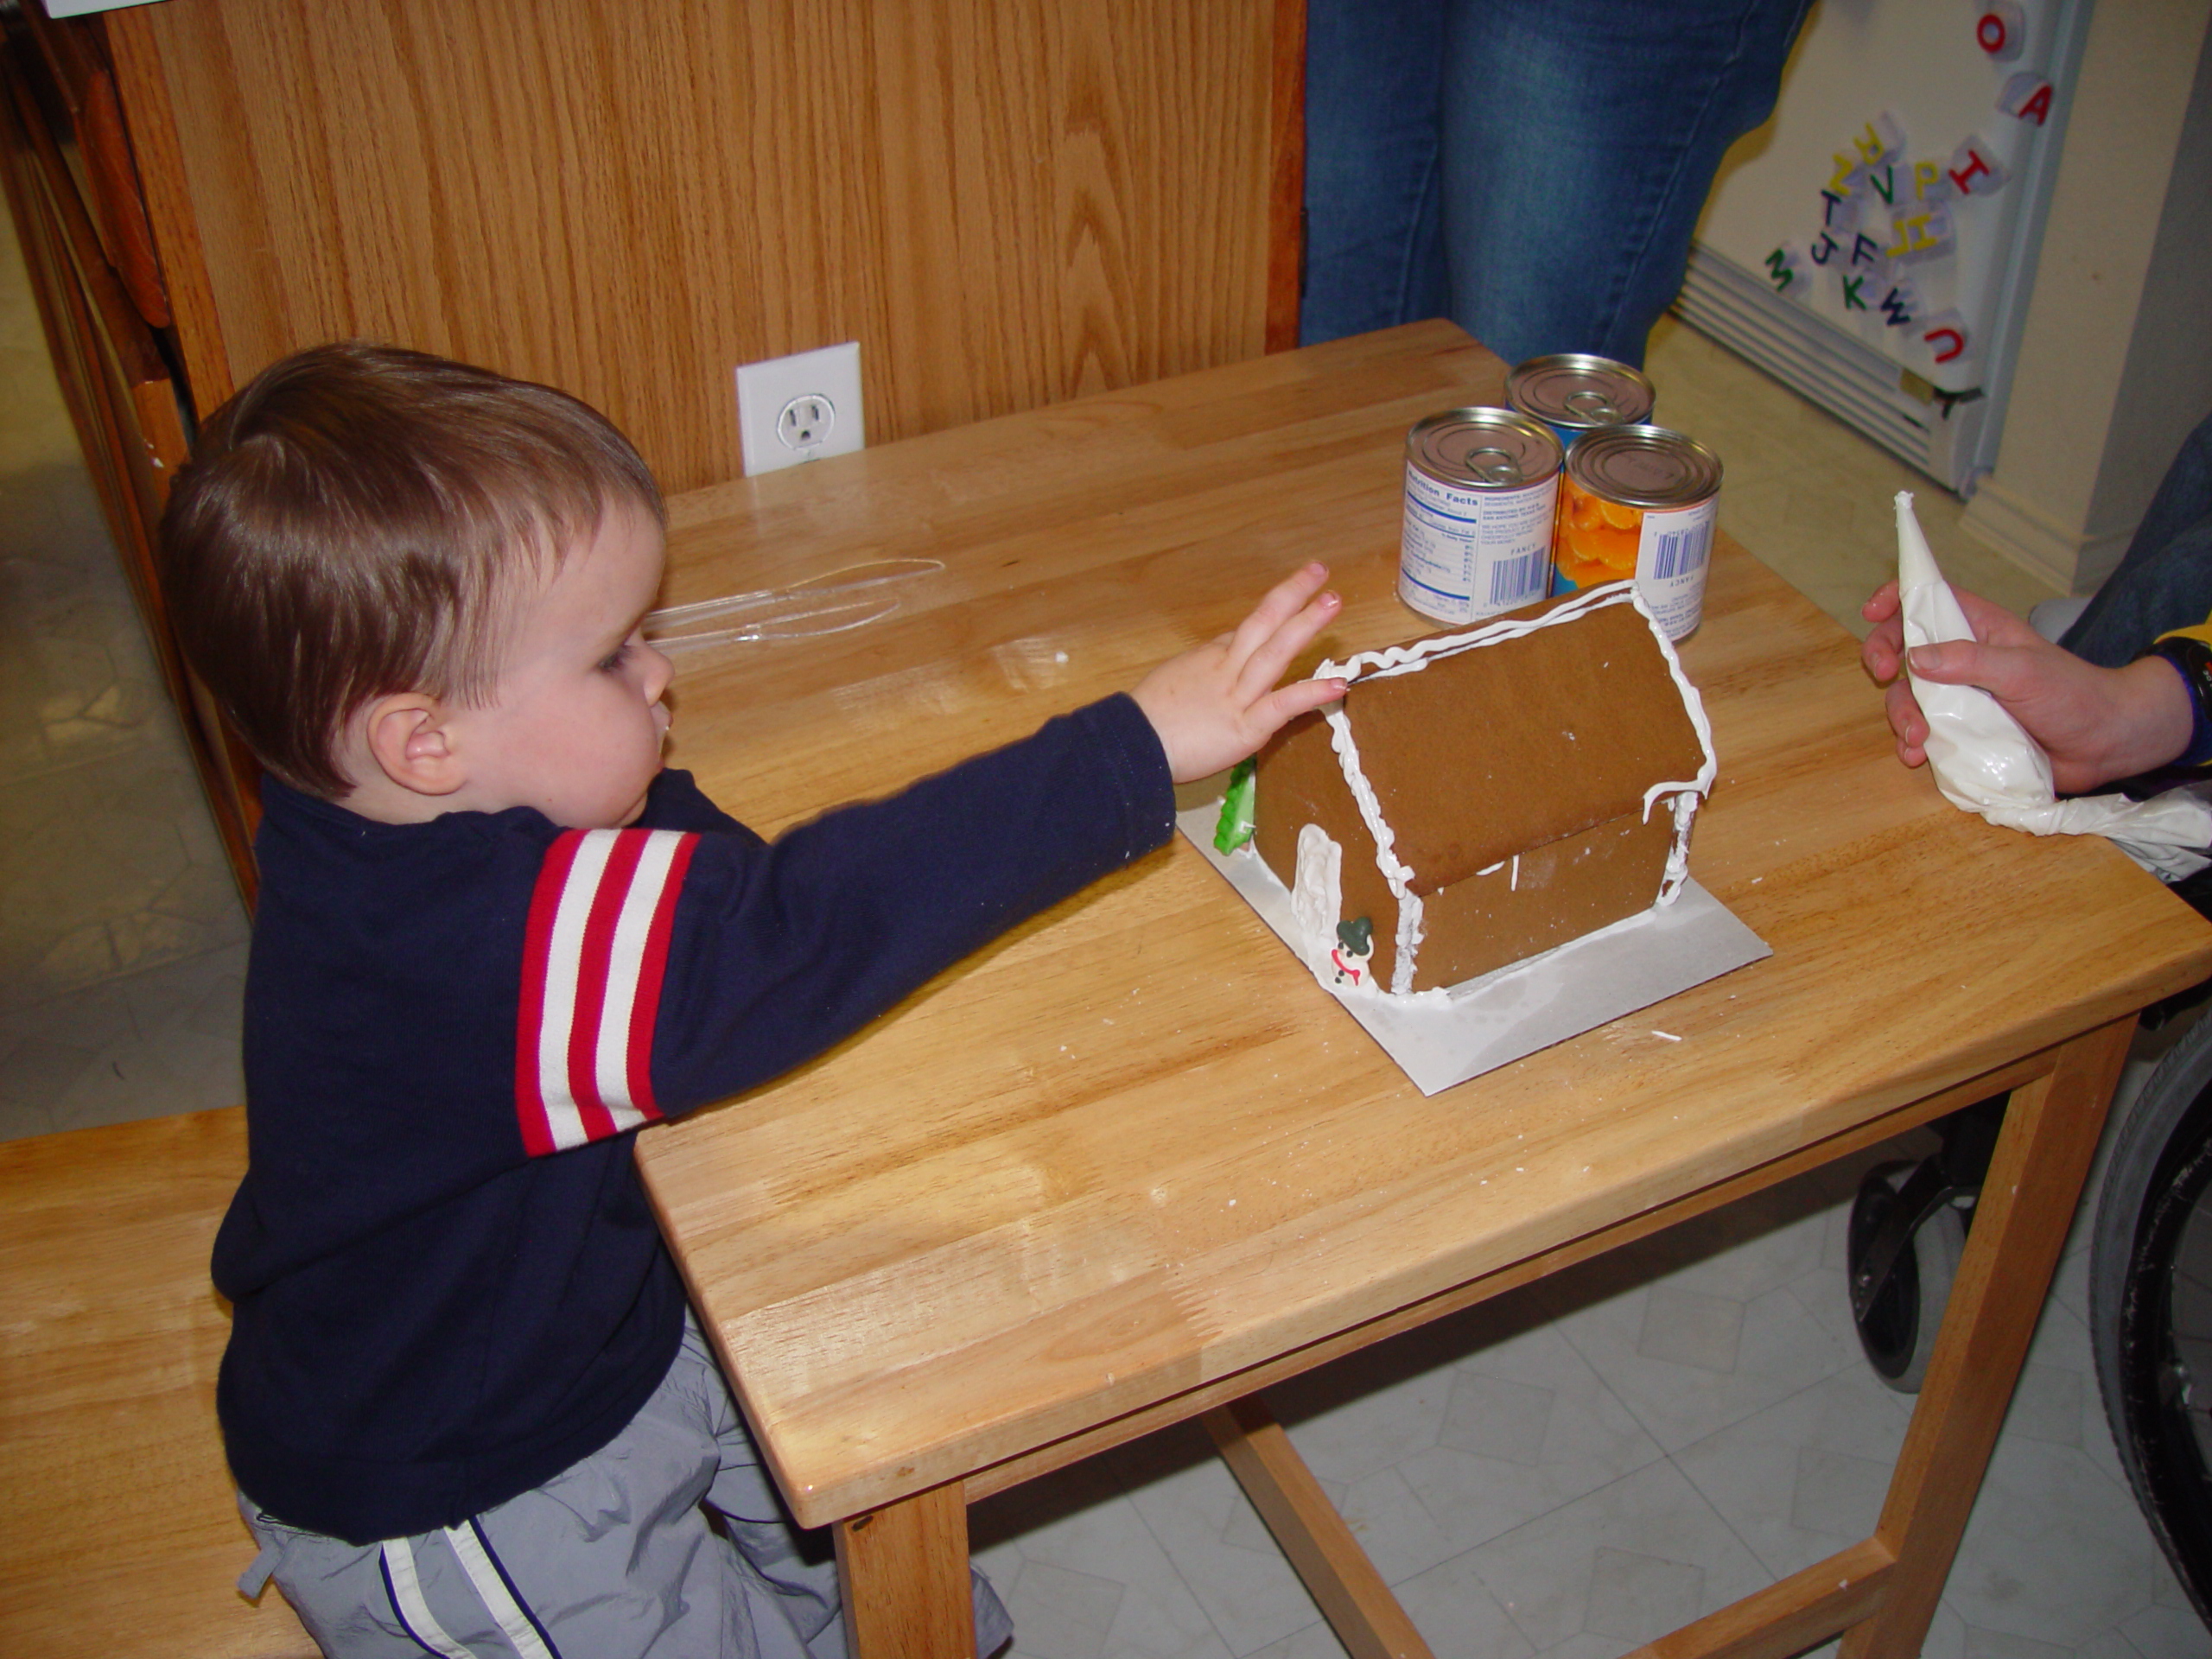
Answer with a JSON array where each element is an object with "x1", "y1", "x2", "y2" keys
[
  {"x1": 1407, "y1": 408, "x2": 1560, "y2": 491},
  {"x1": 1506, "y1": 353, "x2": 1656, "y2": 436},
  {"x1": 1563, "y1": 423, "x2": 1723, "y2": 508}
]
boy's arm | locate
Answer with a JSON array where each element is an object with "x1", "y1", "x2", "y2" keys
[
  {"x1": 645, "y1": 692, "x2": 1173, "y2": 1116},
  {"x1": 513, "y1": 565, "x2": 1344, "y2": 1147}
]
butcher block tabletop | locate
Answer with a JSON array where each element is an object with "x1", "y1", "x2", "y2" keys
[{"x1": 635, "y1": 319, "x2": 2212, "y2": 1544}]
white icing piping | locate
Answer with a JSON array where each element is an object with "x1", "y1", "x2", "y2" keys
[
  {"x1": 1289, "y1": 823, "x2": 1344, "y2": 981},
  {"x1": 1304, "y1": 581, "x2": 1719, "y2": 995},
  {"x1": 1628, "y1": 585, "x2": 1719, "y2": 907},
  {"x1": 1315, "y1": 581, "x2": 1639, "y2": 684}
]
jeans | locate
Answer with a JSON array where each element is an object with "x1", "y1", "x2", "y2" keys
[
  {"x1": 1300, "y1": 0, "x2": 1815, "y2": 367},
  {"x1": 2060, "y1": 411, "x2": 2212, "y2": 667}
]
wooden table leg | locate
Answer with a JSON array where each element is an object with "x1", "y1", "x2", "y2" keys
[
  {"x1": 1840, "y1": 1016, "x2": 2135, "y2": 1659},
  {"x1": 835, "y1": 1481, "x2": 978, "y2": 1659},
  {"x1": 1205, "y1": 1395, "x2": 1437, "y2": 1659}
]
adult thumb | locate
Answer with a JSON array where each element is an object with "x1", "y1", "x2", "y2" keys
[{"x1": 1905, "y1": 641, "x2": 1980, "y2": 682}]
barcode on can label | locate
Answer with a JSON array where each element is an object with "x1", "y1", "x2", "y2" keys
[
  {"x1": 1634, "y1": 499, "x2": 1721, "y2": 639},
  {"x1": 1649, "y1": 519, "x2": 1712, "y2": 582},
  {"x1": 1489, "y1": 549, "x2": 1549, "y2": 607}
]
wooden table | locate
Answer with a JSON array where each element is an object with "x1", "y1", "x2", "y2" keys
[{"x1": 636, "y1": 320, "x2": 2212, "y2": 1659}]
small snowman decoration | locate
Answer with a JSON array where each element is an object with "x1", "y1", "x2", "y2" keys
[{"x1": 1329, "y1": 917, "x2": 1375, "y2": 988}]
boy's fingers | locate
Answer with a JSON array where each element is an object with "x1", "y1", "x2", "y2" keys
[
  {"x1": 1234, "y1": 588, "x2": 1341, "y2": 702},
  {"x1": 1249, "y1": 676, "x2": 1347, "y2": 737},
  {"x1": 1227, "y1": 563, "x2": 1332, "y2": 667}
]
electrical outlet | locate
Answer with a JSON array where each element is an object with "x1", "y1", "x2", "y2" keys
[{"x1": 735, "y1": 342, "x2": 865, "y2": 476}]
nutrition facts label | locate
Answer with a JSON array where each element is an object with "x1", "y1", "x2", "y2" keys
[{"x1": 1399, "y1": 468, "x2": 1560, "y2": 625}]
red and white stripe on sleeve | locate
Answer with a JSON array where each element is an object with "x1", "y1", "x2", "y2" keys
[{"x1": 515, "y1": 827, "x2": 699, "y2": 1155}]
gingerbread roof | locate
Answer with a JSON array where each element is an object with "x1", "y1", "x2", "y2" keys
[{"x1": 1312, "y1": 587, "x2": 1710, "y2": 896}]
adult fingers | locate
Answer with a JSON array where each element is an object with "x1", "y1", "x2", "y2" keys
[
  {"x1": 1885, "y1": 677, "x2": 1929, "y2": 751},
  {"x1": 1862, "y1": 613, "x2": 1907, "y2": 683}
]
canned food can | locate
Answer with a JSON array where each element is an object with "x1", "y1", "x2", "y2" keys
[
  {"x1": 1399, "y1": 408, "x2": 1563, "y2": 626},
  {"x1": 1553, "y1": 423, "x2": 1722, "y2": 641},
  {"x1": 1506, "y1": 353, "x2": 1656, "y2": 448}
]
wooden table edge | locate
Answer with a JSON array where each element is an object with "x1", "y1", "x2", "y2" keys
[{"x1": 825, "y1": 1012, "x2": 2151, "y2": 1659}]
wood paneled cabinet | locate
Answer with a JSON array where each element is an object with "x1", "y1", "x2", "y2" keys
[{"x1": 4, "y1": 0, "x2": 1303, "y2": 901}]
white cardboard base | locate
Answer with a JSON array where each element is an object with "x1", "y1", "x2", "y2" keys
[{"x1": 1179, "y1": 801, "x2": 1772, "y2": 1096}]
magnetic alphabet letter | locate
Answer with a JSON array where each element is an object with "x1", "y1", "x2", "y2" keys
[
  {"x1": 1922, "y1": 310, "x2": 1969, "y2": 364},
  {"x1": 1820, "y1": 188, "x2": 1856, "y2": 231},
  {"x1": 1841, "y1": 273, "x2": 1869, "y2": 311},
  {"x1": 1866, "y1": 163, "x2": 1897, "y2": 207},
  {"x1": 1853, "y1": 113, "x2": 1907, "y2": 166},
  {"x1": 1851, "y1": 232, "x2": 1885, "y2": 270},
  {"x1": 1879, "y1": 282, "x2": 1920, "y2": 327},
  {"x1": 1764, "y1": 244, "x2": 1803, "y2": 294},
  {"x1": 1977, "y1": 3, "x2": 2025, "y2": 61},
  {"x1": 1829, "y1": 153, "x2": 1860, "y2": 195},
  {"x1": 1999, "y1": 72, "x2": 2054, "y2": 126},
  {"x1": 1913, "y1": 160, "x2": 1950, "y2": 204},
  {"x1": 1948, "y1": 136, "x2": 2010, "y2": 198},
  {"x1": 1809, "y1": 232, "x2": 1840, "y2": 266},
  {"x1": 1889, "y1": 205, "x2": 1952, "y2": 262}
]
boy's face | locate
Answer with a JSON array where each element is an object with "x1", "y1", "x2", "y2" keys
[{"x1": 450, "y1": 499, "x2": 674, "y2": 829}]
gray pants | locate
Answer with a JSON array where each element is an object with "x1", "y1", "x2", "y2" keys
[{"x1": 238, "y1": 1317, "x2": 1012, "y2": 1659}]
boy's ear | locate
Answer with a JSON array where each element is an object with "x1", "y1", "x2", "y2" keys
[{"x1": 361, "y1": 694, "x2": 467, "y2": 798}]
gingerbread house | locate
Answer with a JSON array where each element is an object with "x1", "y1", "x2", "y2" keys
[{"x1": 1251, "y1": 582, "x2": 1716, "y2": 995}]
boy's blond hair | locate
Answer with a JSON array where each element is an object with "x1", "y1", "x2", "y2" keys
[{"x1": 160, "y1": 342, "x2": 663, "y2": 797}]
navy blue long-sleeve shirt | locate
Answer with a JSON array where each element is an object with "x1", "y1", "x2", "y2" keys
[{"x1": 214, "y1": 694, "x2": 1173, "y2": 1544}]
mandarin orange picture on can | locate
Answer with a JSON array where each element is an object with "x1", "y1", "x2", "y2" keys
[{"x1": 1553, "y1": 424, "x2": 1722, "y2": 641}]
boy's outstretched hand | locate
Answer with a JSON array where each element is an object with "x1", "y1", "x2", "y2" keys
[{"x1": 1133, "y1": 563, "x2": 1349, "y2": 783}]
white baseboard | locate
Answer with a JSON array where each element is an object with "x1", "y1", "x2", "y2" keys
[{"x1": 1960, "y1": 478, "x2": 2133, "y2": 596}]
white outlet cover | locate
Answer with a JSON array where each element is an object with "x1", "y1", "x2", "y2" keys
[{"x1": 735, "y1": 342, "x2": 865, "y2": 476}]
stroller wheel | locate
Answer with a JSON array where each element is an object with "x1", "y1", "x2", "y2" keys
[{"x1": 1848, "y1": 1159, "x2": 1967, "y2": 1394}]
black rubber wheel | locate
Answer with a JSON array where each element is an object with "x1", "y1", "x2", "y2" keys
[
  {"x1": 1848, "y1": 1160, "x2": 1966, "y2": 1394},
  {"x1": 2092, "y1": 1008, "x2": 2212, "y2": 1628}
]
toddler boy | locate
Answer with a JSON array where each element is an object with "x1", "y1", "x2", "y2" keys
[{"x1": 161, "y1": 342, "x2": 1344, "y2": 1659}]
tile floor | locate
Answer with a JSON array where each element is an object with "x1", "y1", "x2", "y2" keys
[
  {"x1": 3, "y1": 189, "x2": 2202, "y2": 1656},
  {"x1": 0, "y1": 207, "x2": 249, "y2": 1141}
]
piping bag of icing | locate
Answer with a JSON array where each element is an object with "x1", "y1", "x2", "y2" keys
[{"x1": 1897, "y1": 491, "x2": 2212, "y2": 880}]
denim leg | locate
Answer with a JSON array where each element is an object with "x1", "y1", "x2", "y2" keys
[
  {"x1": 1300, "y1": 0, "x2": 1449, "y2": 345},
  {"x1": 1434, "y1": 0, "x2": 1812, "y2": 367},
  {"x1": 2061, "y1": 411, "x2": 2212, "y2": 666}
]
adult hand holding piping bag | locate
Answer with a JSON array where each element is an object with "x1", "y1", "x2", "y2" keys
[{"x1": 1860, "y1": 493, "x2": 2212, "y2": 881}]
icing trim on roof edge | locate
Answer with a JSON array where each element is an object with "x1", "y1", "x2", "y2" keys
[{"x1": 1305, "y1": 581, "x2": 1719, "y2": 995}]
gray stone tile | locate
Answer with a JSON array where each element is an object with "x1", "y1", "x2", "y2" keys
[
  {"x1": 1005, "y1": 1560, "x2": 1125, "y2": 1659},
  {"x1": 1584, "y1": 1547, "x2": 1703, "y2": 1643},
  {"x1": 1673, "y1": 1367, "x2": 1911, "y2": 1580},
  {"x1": 1461, "y1": 1460, "x2": 1769, "y2": 1652},
  {"x1": 1440, "y1": 1371, "x2": 1557, "y2": 1466},
  {"x1": 1636, "y1": 1287, "x2": 1745, "y2": 1373},
  {"x1": 1389, "y1": 1550, "x2": 1536, "y2": 1659},
  {"x1": 1119, "y1": 1426, "x2": 1331, "y2": 1656},
  {"x1": 1945, "y1": 1433, "x2": 2170, "y2": 1649},
  {"x1": 1243, "y1": 1624, "x2": 1353, "y2": 1659},
  {"x1": 1963, "y1": 1627, "x2": 2075, "y2": 1659},
  {"x1": 1400, "y1": 1321, "x2": 1665, "y2": 1553}
]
